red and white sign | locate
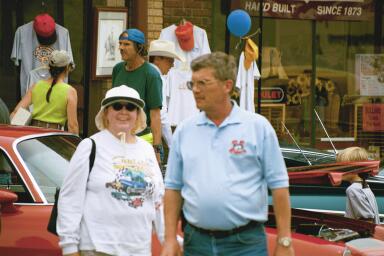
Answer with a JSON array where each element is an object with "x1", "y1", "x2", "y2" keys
[
  {"x1": 260, "y1": 87, "x2": 285, "y2": 103},
  {"x1": 362, "y1": 104, "x2": 384, "y2": 132}
]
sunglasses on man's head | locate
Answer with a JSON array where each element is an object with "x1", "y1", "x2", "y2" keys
[{"x1": 111, "y1": 102, "x2": 138, "y2": 112}]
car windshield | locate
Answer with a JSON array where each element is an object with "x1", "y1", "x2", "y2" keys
[
  {"x1": 280, "y1": 145, "x2": 336, "y2": 167},
  {"x1": 16, "y1": 134, "x2": 80, "y2": 203}
]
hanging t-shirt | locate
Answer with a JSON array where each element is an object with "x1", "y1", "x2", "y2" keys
[
  {"x1": 159, "y1": 24, "x2": 211, "y2": 69},
  {"x1": 166, "y1": 68, "x2": 199, "y2": 126},
  {"x1": 11, "y1": 21, "x2": 74, "y2": 97},
  {"x1": 160, "y1": 24, "x2": 210, "y2": 125},
  {"x1": 27, "y1": 65, "x2": 70, "y2": 92},
  {"x1": 235, "y1": 52, "x2": 261, "y2": 113}
]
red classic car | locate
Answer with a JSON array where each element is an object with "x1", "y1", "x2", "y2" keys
[{"x1": 1, "y1": 124, "x2": 384, "y2": 256}]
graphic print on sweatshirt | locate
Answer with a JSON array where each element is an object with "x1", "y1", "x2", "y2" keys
[{"x1": 106, "y1": 157, "x2": 155, "y2": 208}]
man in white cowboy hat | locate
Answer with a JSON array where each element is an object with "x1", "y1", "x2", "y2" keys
[{"x1": 148, "y1": 39, "x2": 184, "y2": 152}]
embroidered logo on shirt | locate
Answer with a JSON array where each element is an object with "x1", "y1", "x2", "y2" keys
[{"x1": 229, "y1": 140, "x2": 246, "y2": 155}]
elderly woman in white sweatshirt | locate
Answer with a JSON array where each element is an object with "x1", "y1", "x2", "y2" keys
[{"x1": 57, "y1": 85, "x2": 164, "y2": 256}]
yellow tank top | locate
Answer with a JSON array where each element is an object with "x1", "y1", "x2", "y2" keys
[{"x1": 32, "y1": 80, "x2": 71, "y2": 126}]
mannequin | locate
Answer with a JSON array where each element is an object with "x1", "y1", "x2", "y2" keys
[{"x1": 11, "y1": 13, "x2": 74, "y2": 97}]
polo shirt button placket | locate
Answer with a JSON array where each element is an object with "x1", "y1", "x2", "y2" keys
[{"x1": 212, "y1": 129, "x2": 220, "y2": 148}]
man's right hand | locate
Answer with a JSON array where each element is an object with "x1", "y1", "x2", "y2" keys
[{"x1": 161, "y1": 238, "x2": 182, "y2": 256}]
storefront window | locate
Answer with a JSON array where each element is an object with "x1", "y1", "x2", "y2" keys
[{"x1": 225, "y1": 0, "x2": 383, "y2": 160}]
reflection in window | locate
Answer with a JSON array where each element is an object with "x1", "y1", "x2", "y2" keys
[
  {"x1": 17, "y1": 135, "x2": 80, "y2": 203},
  {"x1": 0, "y1": 149, "x2": 33, "y2": 203}
]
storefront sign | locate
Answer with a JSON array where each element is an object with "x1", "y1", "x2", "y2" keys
[
  {"x1": 260, "y1": 87, "x2": 285, "y2": 103},
  {"x1": 231, "y1": 0, "x2": 374, "y2": 21},
  {"x1": 362, "y1": 104, "x2": 384, "y2": 132}
]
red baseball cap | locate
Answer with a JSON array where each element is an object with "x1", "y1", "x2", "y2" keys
[
  {"x1": 33, "y1": 13, "x2": 55, "y2": 37},
  {"x1": 175, "y1": 22, "x2": 194, "y2": 52}
]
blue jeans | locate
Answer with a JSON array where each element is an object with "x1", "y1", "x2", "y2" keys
[{"x1": 183, "y1": 223, "x2": 268, "y2": 256}]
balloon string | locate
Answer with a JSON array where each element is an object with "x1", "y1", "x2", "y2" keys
[
  {"x1": 243, "y1": 27, "x2": 261, "y2": 39},
  {"x1": 235, "y1": 27, "x2": 261, "y2": 50},
  {"x1": 235, "y1": 39, "x2": 242, "y2": 50}
]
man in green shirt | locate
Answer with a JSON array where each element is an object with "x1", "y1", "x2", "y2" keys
[{"x1": 112, "y1": 28, "x2": 163, "y2": 163}]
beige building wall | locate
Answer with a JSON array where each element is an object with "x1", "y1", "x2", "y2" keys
[{"x1": 148, "y1": 0, "x2": 163, "y2": 42}]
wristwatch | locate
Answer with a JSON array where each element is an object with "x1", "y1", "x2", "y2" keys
[
  {"x1": 277, "y1": 237, "x2": 292, "y2": 247},
  {"x1": 153, "y1": 144, "x2": 163, "y2": 153}
]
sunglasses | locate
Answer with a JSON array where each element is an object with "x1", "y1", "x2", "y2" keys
[{"x1": 111, "y1": 102, "x2": 138, "y2": 112}]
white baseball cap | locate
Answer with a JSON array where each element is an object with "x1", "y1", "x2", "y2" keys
[
  {"x1": 148, "y1": 39, "x2": 185, "y2": 62},
  {"x1": 49, "y1": 50, "x2": 71, "y2": 67}
]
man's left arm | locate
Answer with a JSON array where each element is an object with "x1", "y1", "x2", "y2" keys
[
  {"x1": 271, "y1": 188, "x2": 294, "y2": 256},
  {"x1": 150, "y1": 108, "x2": 162, "y2": 163}
]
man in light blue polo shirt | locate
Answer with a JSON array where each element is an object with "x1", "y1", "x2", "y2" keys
[{"x1": 161, "y1": 52, "x2": 294, "y2": 256}]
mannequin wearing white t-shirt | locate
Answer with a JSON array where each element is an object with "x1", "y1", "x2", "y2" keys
[
  {"x1": 160, "y1": 23, "x2": 211, "y2": 68},
  {"x1": 159, "y1": 23, "x2": 211, "y2": 125}
]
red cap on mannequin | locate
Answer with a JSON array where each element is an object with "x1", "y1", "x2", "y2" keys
[
  {"x1": 33, "y1": 13, "x2": 55, "y2": 37},
  {"x1": 175, "y1": 22, "x2": 194, "y2": 52}
]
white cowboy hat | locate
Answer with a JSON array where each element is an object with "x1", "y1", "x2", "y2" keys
[
  {"x1": 148, "y1": 39, "x2": 185, "y2": 62},
  {"x1": 95, "y1": 85, "x2": 147, "y2": 132}
]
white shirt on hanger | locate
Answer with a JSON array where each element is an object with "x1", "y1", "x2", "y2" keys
[
  {"x1": 159, "y1": 24, "x2": 210, "y2": 125},
  {"x1": 166, "y1": 68, "x2": 199, "y2": 126},
  {"x1": 159, "y1": 24, "x2": 211, "y2": 68},
  {"x1": 235, "y1": 52, "x2": 261, "y2": 113}
]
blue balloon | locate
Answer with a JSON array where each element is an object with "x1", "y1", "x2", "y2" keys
[{"x1": 227, "y1": 9, "x2": 251, "y2": 37}]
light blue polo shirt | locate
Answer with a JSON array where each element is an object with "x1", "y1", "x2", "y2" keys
[{"x1": 165, "y1": 103, "x2": 289, "y2": 230}]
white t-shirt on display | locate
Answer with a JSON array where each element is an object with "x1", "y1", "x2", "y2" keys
[
  {"x1": 235, "y1": 52, "x2": 261, "y2": 113},
  {"x1": 165, "y1": 68, "x2": 199, "y2": 126},
  {"x1": 160, "y1": 24, "x2": 210, "y2": 125},
  {"x1": 159, "y1": 24, "x2": 211, "y2": 69}
]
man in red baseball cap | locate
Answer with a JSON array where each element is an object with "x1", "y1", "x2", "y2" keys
[{"x1": 33, "y1": 13, "x2": 57, "y2": 45}]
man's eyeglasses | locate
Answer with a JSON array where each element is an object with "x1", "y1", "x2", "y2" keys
[
  {"x1": 111, "y1": 102, "x2": 138, "y2": 112},
  {"x1": 186, "y1": 80, "x2": 216, "y2": 90}
]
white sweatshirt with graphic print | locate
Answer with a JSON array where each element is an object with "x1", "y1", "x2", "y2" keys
[{"x1": 57, "y1": 130, "x2": 164, "y2": 256}]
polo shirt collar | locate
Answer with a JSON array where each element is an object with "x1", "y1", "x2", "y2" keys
[{"x1": 196, "y1": 100, "x2": 242, "y2": 127}]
